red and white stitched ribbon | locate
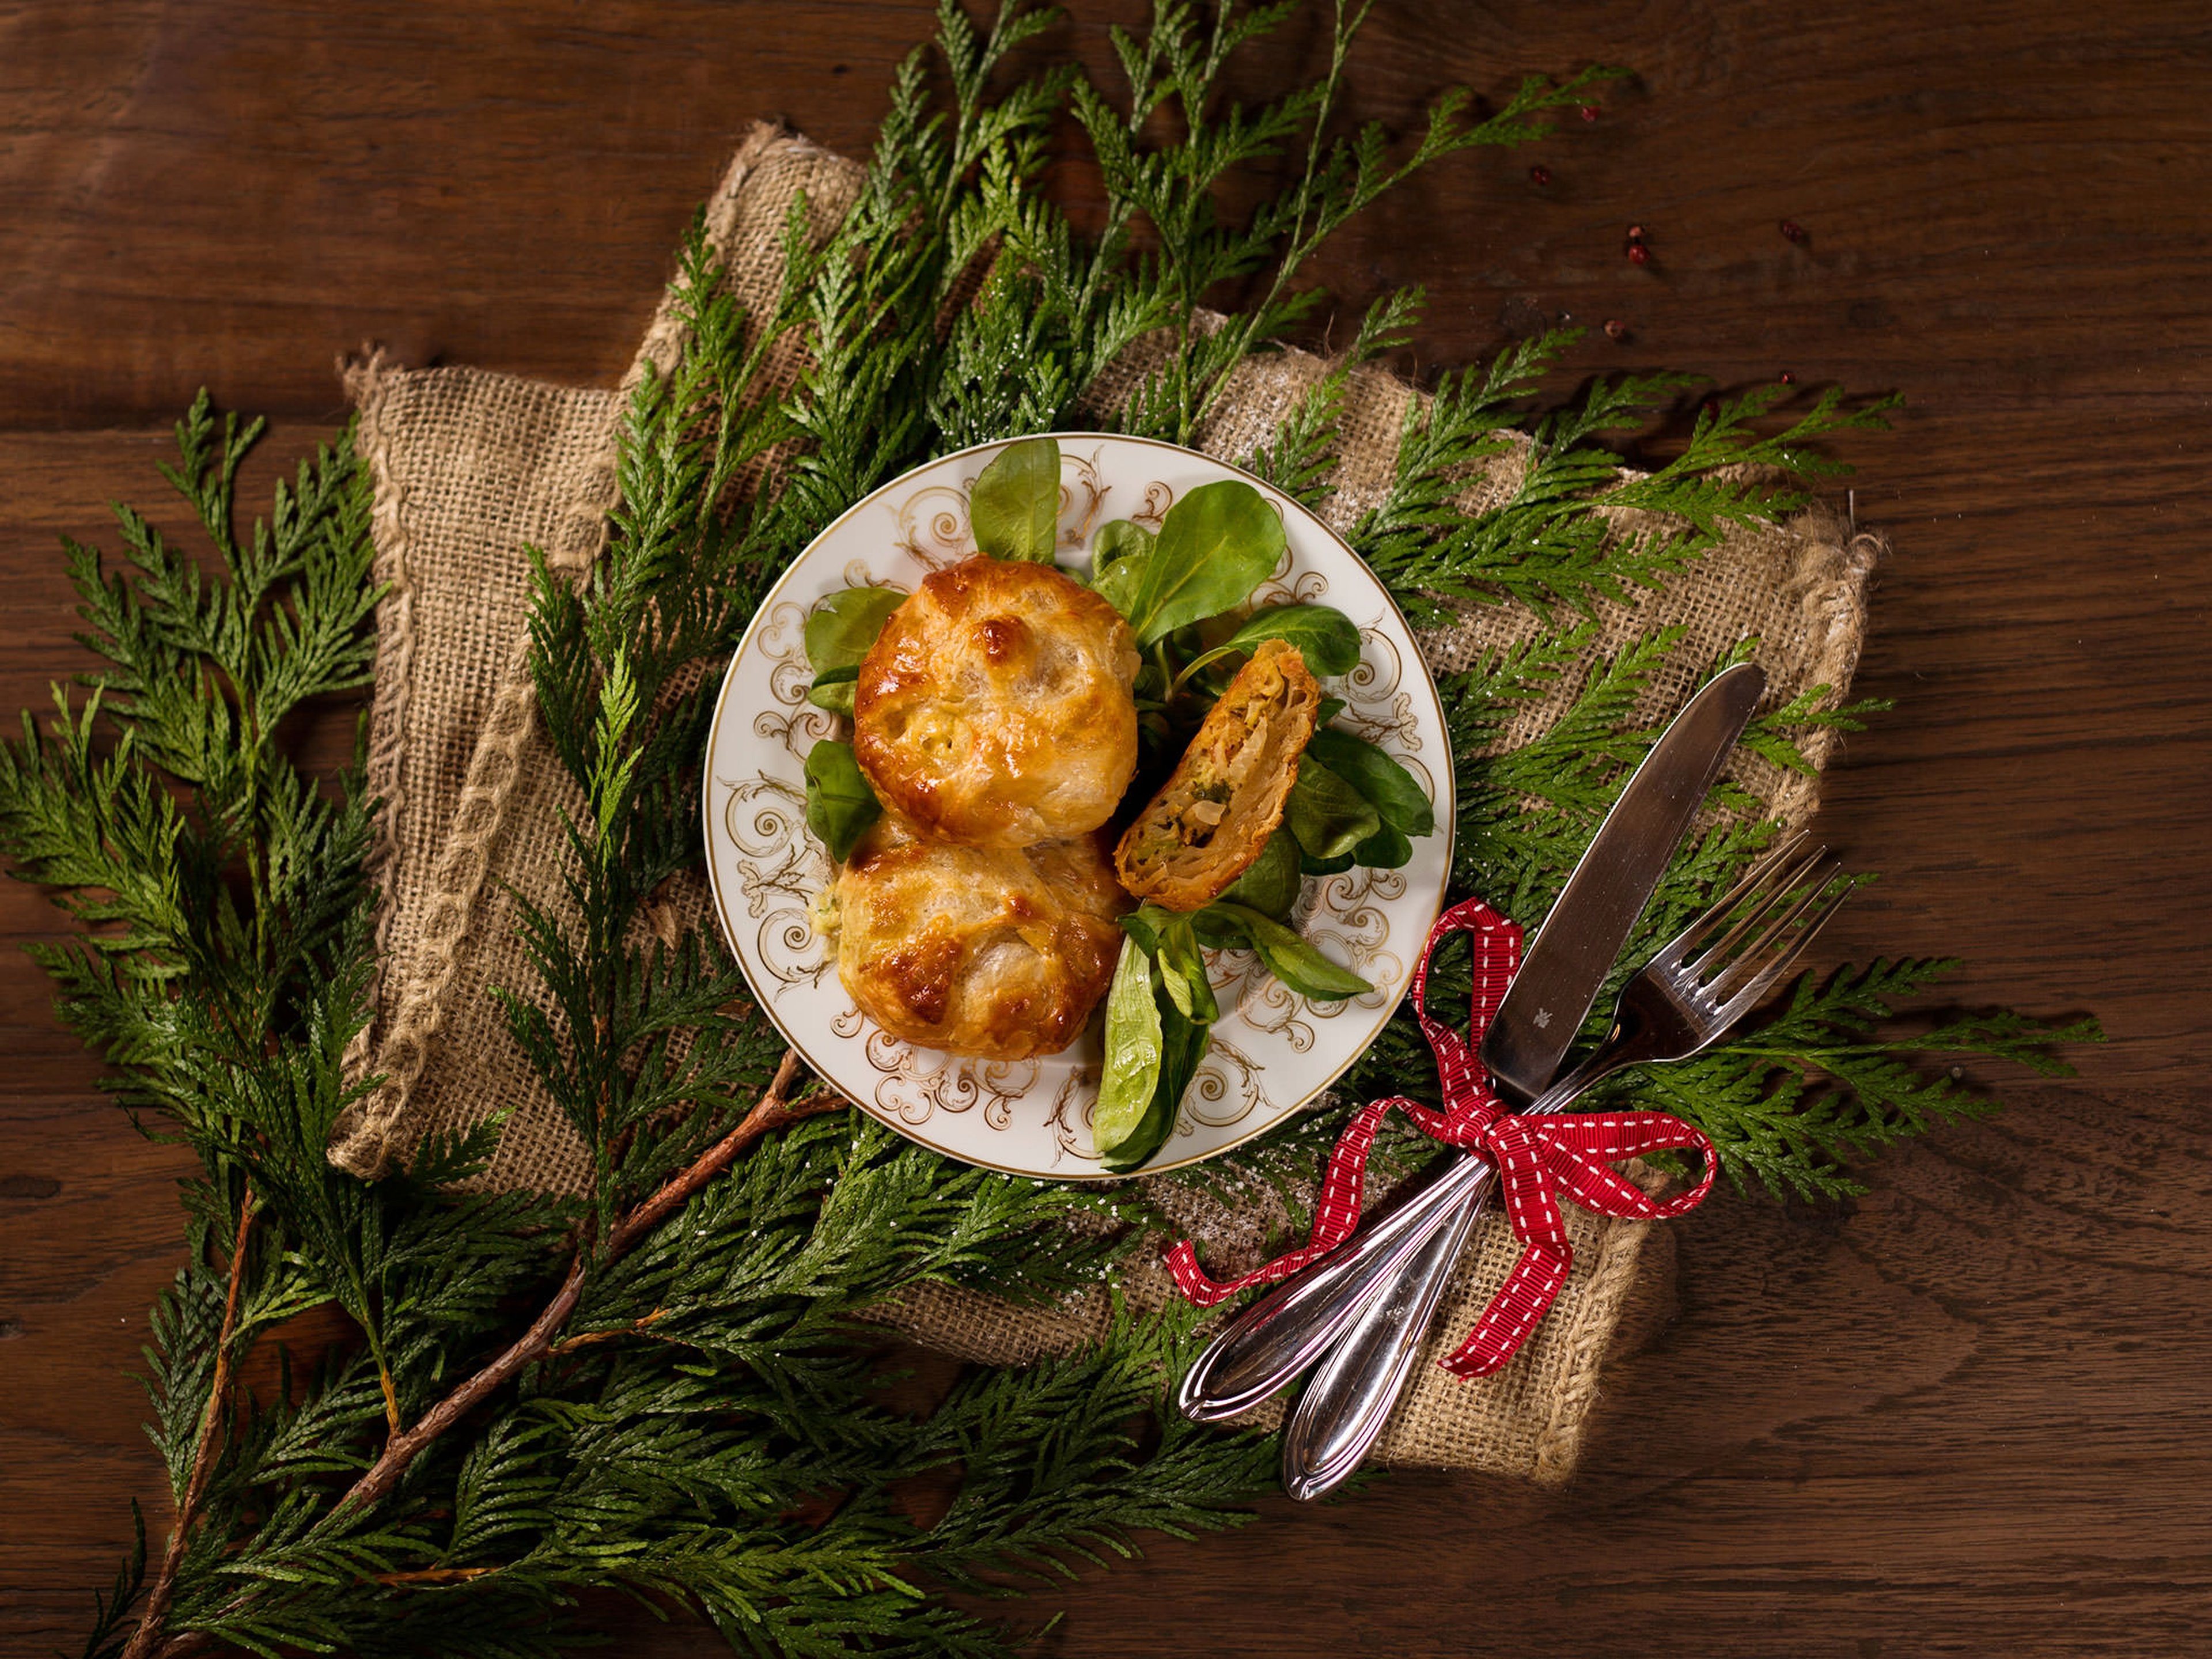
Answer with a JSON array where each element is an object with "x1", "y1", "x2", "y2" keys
[{"x1": 1165, "y1": 895, "x2": 1717, "y2": 1379}]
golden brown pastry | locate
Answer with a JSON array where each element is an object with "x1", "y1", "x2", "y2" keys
[
  {"x1": 1113, "y1": 639, "x2": 1321, "y2": 911},
  {"x1": 853, "y1": 556, "x2": 1140, "y2": 849},
  {"x1": 832, "y1": 814, "x2": 1128, "y2": 1059}
]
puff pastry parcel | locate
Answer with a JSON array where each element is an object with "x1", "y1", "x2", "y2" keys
[
  {"x1": 833, "y1": 814, "x2": 1128, "y2": 1060},
  {"x1": 853, "y1": 556, "x2": 1140, "y2": 849},
  {"x1": 1113, "y1": 639, "x2": 1321, "y2": 911}
]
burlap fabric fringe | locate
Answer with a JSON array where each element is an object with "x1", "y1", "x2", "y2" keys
[{"x1": 331, "y1": 125, "x2": 1879, "y2": 1484}]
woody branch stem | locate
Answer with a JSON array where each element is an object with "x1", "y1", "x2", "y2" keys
[
  {"x1": 329, "y1": 1051, "x2": 832, "y2": 1520},
  {"x1": 124, "y1": 1187, "x2": 256, "y2": 1659}
]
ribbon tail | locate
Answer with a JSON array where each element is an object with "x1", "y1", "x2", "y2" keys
[
  {"x1": 1162, "y1": 1238, "x2": 1244, "y2": 1308},
  {"x1": 1157, "y1": 891, "x2": 1718, "y2": 1385},
  {"x1": 1164, "y1": 1095, "x2": 1399, "y2": 1306},
  {"x1": 1437, "y1": 1241, "x2": 1571, "y2": 1379}
]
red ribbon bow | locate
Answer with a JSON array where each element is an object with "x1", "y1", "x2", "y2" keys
[{"x1": 1166, "y1": 895, "x2": 1718, "y2": 1378}]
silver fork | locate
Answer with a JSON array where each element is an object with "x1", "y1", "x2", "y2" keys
[
  {"x1": 1177, "y1": 835, "x2": 1851, "y2": 1479},
  {"x1": 1274, "y1": 834, "x2": 1851, "y2": 1495}
]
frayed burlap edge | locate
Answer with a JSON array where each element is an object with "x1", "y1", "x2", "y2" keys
[{"x1": 341, "y1": 347, "x2": 415, "y2": 1080}]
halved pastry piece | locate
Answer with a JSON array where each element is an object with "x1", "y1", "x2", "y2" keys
[
  {"x1": 1113, "y1": 639, "x2": 1321, "y2": 912},
  {"x1": 853, "y1": 556, "x2": 1140, "y2": 849},
  {"x1": 834, "y1": 814, "x2": 1128, "y2": 1060}
]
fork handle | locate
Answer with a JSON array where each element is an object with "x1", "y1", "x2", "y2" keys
[
  {"x1": 1266, "y1": 1039, "x2": 1650, "y2": 1497},
  {"x1": 1175, "y1": 1152, "x2": 1491, "y2": 1422},
  {"x1": 1282, "y1": 1166, "x2": 1495, "y2": 1498},
  {"x1": 1176, "y1": 1040, "x2": 1641, "y2": 1426}
]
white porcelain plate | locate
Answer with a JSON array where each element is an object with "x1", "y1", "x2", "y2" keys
[{"x1": 702, "y1": 433, "x2": 1453, "y2": 1179}]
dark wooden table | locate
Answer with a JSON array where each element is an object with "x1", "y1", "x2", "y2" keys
[{"x1": 4, "y1": 2, "x2": 2206, "y2": 1653}]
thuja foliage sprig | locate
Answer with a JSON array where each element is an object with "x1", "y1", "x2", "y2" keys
[
  {"x1": 1606, "y1": 957, "x2": 2101, "y2": 1200},
  {"x1": 932, "y1": 0, "x2": 1624, "y2": 449},
  {"x1": 18, "y1": 402, "x2": 1271, "y2": 1658},
  {"x1": 28, "y1": 5, "x2": 1462, "y2": 1653},
  {"x1": 1356, "y1": 331, "x2": 1908, "y2": 623}
]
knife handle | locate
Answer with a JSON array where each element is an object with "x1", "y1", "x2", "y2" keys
[
  {"x1": 1175, "y1": 1153, "x2": 1490, "y2": 1423},
  {"x1": 1267, "y1": 1040, "x2": 1643, "y2": 1493},
  {"x1": 1281, "y1": 1169, "x2": 1495, "y2": 1499}
]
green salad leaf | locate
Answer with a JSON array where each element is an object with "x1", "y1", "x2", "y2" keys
[
  {"x1": 1100, "y1": 1003, "x2": 1205, "y2": 1175},
  {"x1": 1286, "y1": 757, "x2": 1380, "y2": 860},
  {"x1": 1091, "y1": 517, "x2": 1154, "y2": 571},
  {"x1": 804, "y1": 585, "x2": 906, "y2": 677},
  {"x1": 1305, "y1": 726, "x2": 1434, "y2": 837},
  {"x1": 1205, "y1": 902, "x2": 1374, "y2": 1001},
  {"x1": 1114, "y1": 479, "x2": 1285, "y2": 646},
  {"x1": 1092, "y1": 558, "x2": 1145, "y2": 620},
  {"x1": 1093, "y1": 937, "x2": 1165, "y2": 1163},
  {"x1": 1351, "y1": 820, "x2": 1414, "y2": 870},
  {"x1": 1107, "y1": 998, "x2": 1207, "y2": 1173},
  {"x1": 802, "y1": 738, "x2": 882, "y2": 861},
  {"x1": 1219, "y1": 827, "x2": 1301, "y2": 919},
  {"x1": 1089, "y1": 518, "x2": 1154, "y2": 618},
  {"x1": 1156, "y1": 912, "x2": 1219, "y2": 1025},
  {"x1": 806, "y1": 663, "x2": 860, "y2": 718},
  {"x1": 1101, "y1": 908, "x2": 1221, "y2": 1173},
  {"x1": 1116, "y1": 906, "x2": 1165, "y2": 957},
  {"x1": 1176, "y1": 604, "x2": 1362, "y2": 687},
  {"x1": 969, "y1": 435, "x2": 1062, "y2": 563},
  {"x1": 1188, "y1": 906, "x2": 1248, "y2": 952}
]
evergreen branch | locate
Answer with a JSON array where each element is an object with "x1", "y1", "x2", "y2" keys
[
  {"x1": 125, "y1": 1191, "x2": 256, "y2": 1659},
  {"x1": 1613, "y1": 960, "x2": 2103, "y2": 1200},
  {"x1": 1356, "y1": 363, "x2": 1902, "y2": 623},
  {"x1": 1243, "y1": 285, "x2": 1423, "y2": 505},
  {"x1": 1320, "y1": 642, "x2": 2092, "y2": 1208},
  {"x1": 332, "y1": 1055, "x2": 831, "y2": 1521}
]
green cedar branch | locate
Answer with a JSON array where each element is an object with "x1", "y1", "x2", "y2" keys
[
  {"x1": 327, "y1": 1052, "x2": 835, "y2": 1522},
  {"x1": 123, "y1": 1189, "x2": 256, "y2": 1659}
]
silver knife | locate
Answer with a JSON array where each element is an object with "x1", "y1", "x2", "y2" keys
[
  {"x1": 1275, "y1": 660, "x2": 1766, "y2": 1495},
  {"x1": 1177, "y1": 662, "x2": 1764, "y2": 1437}
]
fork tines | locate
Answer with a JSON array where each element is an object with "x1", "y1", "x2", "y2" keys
[{"x1": 1666, "y1": 832, "x2": 1852, "y2": 1017}]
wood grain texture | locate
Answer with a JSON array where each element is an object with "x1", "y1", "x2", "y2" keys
[{"x1": 2, "y1": 0, "x2": 2207, "y2": 1652}]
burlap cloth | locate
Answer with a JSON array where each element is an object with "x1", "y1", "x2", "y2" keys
[{"x1": 330, "y1": 126, "x2": 1876, "y2": 1484}]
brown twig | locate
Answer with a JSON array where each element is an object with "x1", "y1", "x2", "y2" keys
[
  {"x1": 150, "y1": 1058, "x2": 842, "y2": 1657},
  {"x1": 124, "y1": 1188, "x2": 257, "y2": 1659},
  {"x1": 373, "y1": 1565, "x2": 497, "y2": 1585},
  {"x1": 330, "y1": 1052, "x2": 836, "y2": 1519},
  {"x1": 548, "y1": 1305, "x2": 666, "y2": 1357}
]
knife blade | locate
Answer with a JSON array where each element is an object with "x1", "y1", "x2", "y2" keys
[
  {"x1": 1180, "y1": 662, "x2": 1767, "y2": 1427},
  {"x1": 1274, "y1": 660, "x2": 1767, "y2": 1494},
  {"x1": 1482, "y1": 660, "x2": 1767, "y2": 1103}
]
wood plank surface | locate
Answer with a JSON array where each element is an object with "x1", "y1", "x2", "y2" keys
[{"x1": 2, "y1": 1, "x2": 2206, "y2": 1653}]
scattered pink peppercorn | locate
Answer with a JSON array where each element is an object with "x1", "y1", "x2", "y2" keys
[
  {"x1": 1603, "y1": 319, "x2": 1628, "y2": 342},
  {"x1": 1627, "y1": 223, "x2": 1647, "y2": 241},
  {"x1": 1529, "y1": 165, "x2": 1552, "y2": 186},
  {"x1": 1780, "y1": 219, "x2": 1807, "y2": 244},
  {"x1": 1579, "y1": 105, "x2": 1599, "y2": 122},
  {"x1": 1627, "y1": 242, "x2": 1652, "y2": 266},
  {"x1": 1779, "y1": 369, "x2": 1796, "y2": 385}
]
